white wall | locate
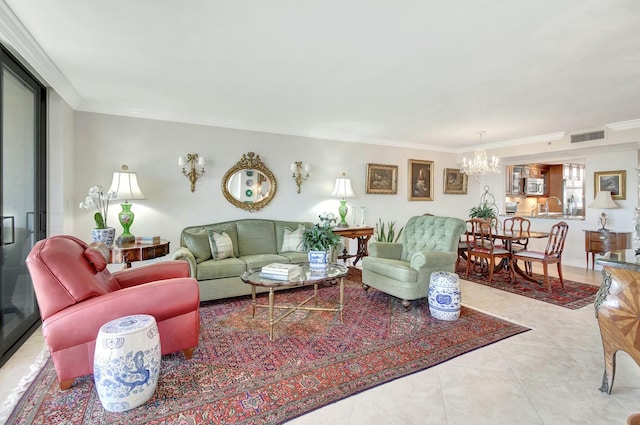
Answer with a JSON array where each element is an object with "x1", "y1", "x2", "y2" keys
[
  {"x1": 57, "y1": 109, "x2": 640, "y2": 271},
  {"x1": 70, "y1": 111, "x2": 489, "y2": 260}
]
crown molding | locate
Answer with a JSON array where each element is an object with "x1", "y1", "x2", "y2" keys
[
  {"x1": 606, "y1": 119, "x2": 640, "y2": 131},
  {"x1": 0, "y1": 2, "x2": 81, "y2": 107}
]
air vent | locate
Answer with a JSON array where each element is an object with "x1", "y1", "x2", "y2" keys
[{"x1": 571, "y1": 130, "x2": 604, "y2": 143}]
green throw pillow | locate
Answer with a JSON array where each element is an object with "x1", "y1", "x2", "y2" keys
[
  {"x1": 208, "y1": 229, "x2": 234, "y2": 260},
  {"x1": 183, "y1": 228, "x2": 212, "y2": 263},
  {"x1": 281, "y1": 225, "x2": 305, "y2": 252}
]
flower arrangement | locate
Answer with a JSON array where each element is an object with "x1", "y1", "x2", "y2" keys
[
  {"x1": 79, "y1": 185, "x2": 116, "y2": 229},
  {"x1": 301, "y1": 212, "x2": 342, "y2": 251}
]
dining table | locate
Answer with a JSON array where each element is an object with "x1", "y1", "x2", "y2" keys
[{"x1": 464, "y1": 228, "x2": 550, "y2": 284}]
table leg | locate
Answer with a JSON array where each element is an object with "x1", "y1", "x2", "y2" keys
[
  {"x1": 338, "y1": 277, "x2": 344, "y2": 323},
  {"x1": 352, "y1": 235, "x2": 372, "y2": 266},
  {"x1": 268, "y1": 288, "x2": 274, "y2": 341},
  {"x1": 251, "y1": 285, "x2": 257, "y2": 318}
]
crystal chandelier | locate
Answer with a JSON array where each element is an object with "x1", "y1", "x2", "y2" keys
[{"x1": 461, "y1": 131, "x2": 500, "y2": 180}]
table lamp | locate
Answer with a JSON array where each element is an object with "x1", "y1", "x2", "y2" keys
[
  {"x1": 330, "y1": 172, "x2": 356, "y2": 228},
  {"x1": 589, "y1": 190, "x2": 618, "y2": 231},
  {"x1": 109, "y1": 164, "x2": 146, "y2": 243}
]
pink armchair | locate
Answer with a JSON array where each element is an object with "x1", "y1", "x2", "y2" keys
[{"x1": 26, "y1": 235, "x2": 200, "y2": 390}]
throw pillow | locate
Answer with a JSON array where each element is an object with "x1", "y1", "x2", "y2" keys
[
  {"x1": 183, "y1": 228, "x2": 212, "y2": 263},
  {"x1": 281, "y1": 225, "x2": 305, "y2": 252},
  {"x1": 208, "y1": 230, "x2": 234, "y2": 260},
  {"x1": 84, "y1": 242, "x2": 110, "y2": 272}
]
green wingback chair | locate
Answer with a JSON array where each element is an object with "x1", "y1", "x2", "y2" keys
[{"x1": 361, "y1": 215, "x2": 466, "y2": 308}]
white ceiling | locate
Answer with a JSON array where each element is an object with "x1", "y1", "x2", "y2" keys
[{"x1": 3, "y1": 0, "x2": 640, "y2": 151}]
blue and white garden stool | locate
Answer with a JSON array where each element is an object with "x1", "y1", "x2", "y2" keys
[
  {"x1": 93, "y1": 314, "x2": 161, "y2": 412},
  {"x1": 428, "y1": 271, "x2": 461, "y2": 321}
]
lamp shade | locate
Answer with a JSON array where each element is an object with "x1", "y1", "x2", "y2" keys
[
  {"x1": 109, "y1": 165, "x2": 146, "y2": 201},
  {"x1": 589, "y1": 191, "x2": 618, "y2": 209},
  {"x1": 330, "y1": 173, "x2": 356, "y2": 199}
]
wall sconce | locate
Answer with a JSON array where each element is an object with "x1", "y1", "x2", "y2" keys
[
  {"x1": 179, "y1": 153, "x2": 205, "y2": 192},
  {"x1": 290, "y1": 161, "x2": 310, "y2": 194}
]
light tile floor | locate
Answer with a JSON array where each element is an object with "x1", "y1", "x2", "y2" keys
[{"x1": 1, "y1": 264, "x2": 638, "y2": 424}]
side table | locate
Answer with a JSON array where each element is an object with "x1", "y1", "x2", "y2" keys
[
  {"x1": 584, "y1": 230, "x2": 630, "y2": 269},
  {"x1": 110, "y1": 240, "x2": 170, "y2": 269},
  {"x1": 332, "y1": 227, "x2": 374, "y2": 266}
]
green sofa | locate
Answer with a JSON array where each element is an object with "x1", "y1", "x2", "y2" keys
[
  {"x1": 172, "y1": 219, "x2": 338, "y2": 301},
  {"x1": 361, "y1": 215, "x2": 466, "y2": 308}
]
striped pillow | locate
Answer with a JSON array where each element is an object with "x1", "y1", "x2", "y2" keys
[{"x1": 208, "y1": 230, "x2": 234, "y2": 260}]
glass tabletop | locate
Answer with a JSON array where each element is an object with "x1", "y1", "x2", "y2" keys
[{"x1": 241, "y1": 263, "x2": 348, "y2": 287}]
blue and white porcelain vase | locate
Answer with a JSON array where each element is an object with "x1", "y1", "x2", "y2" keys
[
  {"x1": 308, "y1": 250, "x2": 329, "y2": 275},
  {"x1": 93, "y1": 314, "x2": 161, "y2": 412},
  {"x1": 428, "y1": 271, "x2": 461, "y2": 321},
  {"x1": 91, "y1": 227, "x2": 116, "y2": 246}
]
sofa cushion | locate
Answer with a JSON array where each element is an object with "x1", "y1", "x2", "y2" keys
[
  {"x1": 280, "y1": 225, "x2": 305, "y2": 253},
  {"x1": 183, "y1": 228, "x2": 212, "y2": 263},
  {"x1": 278, "y1": 252, "x2": 309, "y2": 263},
  {"x1": 208, "y1": 230, "x2": 234, "y2": 260},
  {"x1": 236, "y1": 220, "x2": 277, "y2": 256},
  {"x1": 241, "y1": 254, "x2": 291, "y2": 271},
  {"x1": 196, "y1": 257, "x2": 247, "y2": 280},
  {"x1": 362, "y1": 257, "x2": 418, "y2": 283}
]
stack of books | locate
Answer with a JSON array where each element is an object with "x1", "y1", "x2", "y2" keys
[
  {"x1": 260, "y1": 263, "x2": 301, "y2": 281},
  {"x1": 136, "y1": 236, "x2": 161, "y2": 244}
]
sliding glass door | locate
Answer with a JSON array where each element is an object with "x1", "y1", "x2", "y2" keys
[{"x1": 0, "y1": 46, "x2": 46, "y2": 366}]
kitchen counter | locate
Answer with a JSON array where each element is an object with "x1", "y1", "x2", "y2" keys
[{"x1": 499, "y1": 213, "x2": 584, "y2": 221}]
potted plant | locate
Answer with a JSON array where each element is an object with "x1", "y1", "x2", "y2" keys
[
  {"x1": 302, "y1": 213, "x2": 342, "y2": 271},
  {"x1": 374, "y1": 218, "x2": 404, "y2": 242},
  {"x1": 79, "y1": 185, "x2": 117, "y2": 245},
  {"x1": 468, "y1": 202, "x2": 497, "y2": 220}
]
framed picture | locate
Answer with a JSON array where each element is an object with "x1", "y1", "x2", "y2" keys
[
  {"x1": 594, "y1": 170, "x2": 626, "y2": 200},
  {"x1": 408, "y1": 159, "x2": 433, "y2": 201},
  {"x1": 443, "y1": 168, "x2": 468, "y2": 195},
  {"x1": 366, "y1": 163, "x2": 398, "y2": 194}
]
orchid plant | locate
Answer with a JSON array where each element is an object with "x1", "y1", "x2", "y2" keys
[{"x1": 79, "y1": 185, "x2": 116, "y2": 229}]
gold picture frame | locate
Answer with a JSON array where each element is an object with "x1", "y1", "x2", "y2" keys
[
  {"x1": 594, "y1": 170, "x2": 626, "y2": 200},
  {"x1": 443, "y1": 168, "x2": 468, "y2": 195},
  {"x1": 408, "y1": 159, "x2": 433, "y2": 201},
  {"x1": 366, "y1": 163, "x2": 398, "y2": 194}
]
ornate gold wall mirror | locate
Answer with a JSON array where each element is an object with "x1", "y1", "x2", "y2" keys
[{"x1": 222, "y1": 152, "x2": 277, "y2": 212}]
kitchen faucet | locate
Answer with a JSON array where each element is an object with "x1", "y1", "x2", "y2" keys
[{"x1": 544, "y1": 196, "x2": 563, "y2": 216}]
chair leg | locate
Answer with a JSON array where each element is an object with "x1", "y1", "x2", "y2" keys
[
  {"x1": 183, "y1": 348, "x2": 195, "y2": 360},
  {"x1": 542, "y1": 263, "x2": 551, "y2": 293},
  {"x1": 556, "y1": 262, "x2": 565, "y2": 288},
  {"x1": 488, "y1": 259, "x2": 494, "y2": 283},
  {"x1": 59, "y1": 379, "x2": 74, "y2": 391},
  {"x1": 401, "y1": 300, "x2": 411, "y2": 310},
  {"x1": 466, "y1": 256, "x2": 471, "y2": 278}
]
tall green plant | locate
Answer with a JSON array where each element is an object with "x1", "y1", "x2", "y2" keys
[
  {"x1": 375, "y1": 219, "x2": 403, "y2": 242},
  {"x1": 468, "y1": 202, "x2": 497, "y2": 219}
]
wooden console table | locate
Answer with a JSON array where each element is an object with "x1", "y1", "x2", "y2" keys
[
  {"x1": 584, "y1": 230, "x2": 630, "y2": 269},
  {"x1": 595, "y1": 250, "x2": 640, "y2": 394},
  {"x1": 110, "y1": 240, "x2": 170, "y2": 269},
  {"x1": 332, "y1": 227, "x2": 374, "y2": 266}
]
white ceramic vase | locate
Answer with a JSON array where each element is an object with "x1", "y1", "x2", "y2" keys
[{"x1": 308, "y1": 250, "x2": 329, "y2": 276}]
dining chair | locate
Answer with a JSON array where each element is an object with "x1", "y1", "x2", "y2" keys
[
  {"x1": 465, "y1": 218, "x2": 511, "y2": 283},
  {"x1": 502, "y1": 216, "x2": 532, "y2": 274},
  {"x1": 510, "y1": 221, "x2": 569, "y2": 293}
]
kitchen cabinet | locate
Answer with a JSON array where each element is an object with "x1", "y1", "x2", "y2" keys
[{"x1": 505, "y1": 165, "x2": 524, "y2": 195}]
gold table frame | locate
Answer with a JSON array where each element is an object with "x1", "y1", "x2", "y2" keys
[{"x1": 241, "y1": 263, "x2": 348, "y2": 340}]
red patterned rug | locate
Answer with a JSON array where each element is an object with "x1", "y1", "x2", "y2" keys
[
  {"x1": 456, "y1": 261, "x2": 598, "y2": 309},
  {"x1": 5, "y1": 278, "x2": 528, "y2": 425}
]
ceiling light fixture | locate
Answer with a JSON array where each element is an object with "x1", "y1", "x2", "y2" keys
[{"x1": 461, "y1": 131, "x2": 500, "y2": 180}]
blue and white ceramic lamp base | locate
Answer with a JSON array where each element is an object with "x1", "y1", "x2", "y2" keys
[{"x1": 93, "y1": 314, "x2": 161, "y2": 412}]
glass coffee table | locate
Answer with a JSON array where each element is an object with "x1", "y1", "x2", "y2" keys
[{"x1": 240, "y1": 263, "x2": 348, "y2": 340}]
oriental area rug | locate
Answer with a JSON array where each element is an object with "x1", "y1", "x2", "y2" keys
[
  {"x1": 455, "y1": 261, "x2": 598, "y2": 310},
  {"x1": 4, "y1": 278, "x2": 529, "y2": 425}
]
